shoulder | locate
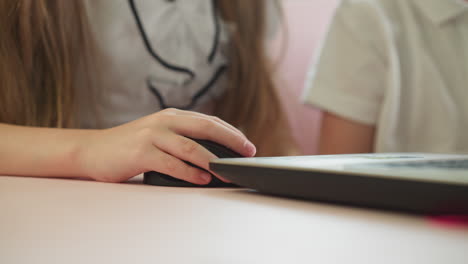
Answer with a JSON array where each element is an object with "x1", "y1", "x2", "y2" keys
[
  {"x1": 332, "y1": 0, "x2": 419, "y2": 50},
  {"x1": 336, "y1": 0, "x2": 422, "y2": 29}
]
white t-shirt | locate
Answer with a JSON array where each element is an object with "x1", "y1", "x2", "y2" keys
[
  {"x1": 303, "y1": 0, "x2": 468, "y2": 154},
  {"x1": 79, "y1": 0, "x2": 232, "y2": 128}
]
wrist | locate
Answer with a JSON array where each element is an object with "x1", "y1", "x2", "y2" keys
[{"x1": 65, "y1": 128, "x2": 99, "y2": 180}]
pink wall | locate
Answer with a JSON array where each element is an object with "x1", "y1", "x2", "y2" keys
[{"x1": 271, "y1": 0, "x2": 338, "y2": 155}]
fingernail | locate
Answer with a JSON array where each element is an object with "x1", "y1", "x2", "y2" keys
[
  {"x1": 243, "y1": 140, "x2": 257, "y2": 157},
  {"x1": 199, "y1": 172, "x2": 212, "y2": 184}
]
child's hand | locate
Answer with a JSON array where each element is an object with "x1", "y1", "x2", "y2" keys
[{"x1": 77, "y1": 108, "x2": 256, "y2": 184}]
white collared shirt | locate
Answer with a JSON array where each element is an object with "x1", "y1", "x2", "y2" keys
[{"x1": 303, "y1": 0, "x2": 468, "y2": 153}]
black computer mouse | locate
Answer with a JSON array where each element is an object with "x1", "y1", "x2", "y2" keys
[{"x1": 143, "y1": 138, "x2": 242, "y2": 187}]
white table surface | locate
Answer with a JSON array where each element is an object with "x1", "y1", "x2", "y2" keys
[{"x1": 1, "y1": 175, "x2": 467, "y2": 264}]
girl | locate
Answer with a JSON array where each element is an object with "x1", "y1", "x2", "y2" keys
[
  {"x1": 0, "y1": 0, "x2": 295, "y2": 184},
  {"x1": 304, "y1": 0, "x2": 468, "y2": 154}
]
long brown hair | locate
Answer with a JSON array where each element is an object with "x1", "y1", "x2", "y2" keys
[
  {"x1": 216, "y1": 0, "x2": 295, "y2": 156},
  {"x1": 0, "y1": 0, "x2": 296, "y2": 156},
  {"x1": 0, "y1": 1, "x2": 91, "y2": 128}
]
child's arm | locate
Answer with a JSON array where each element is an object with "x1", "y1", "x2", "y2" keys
[
  {"x1": 303, "y1": 0, "x2": 388, "y2": 154},
  {"x1": 0, "y1": 109, "x2": 255, "y2": 184},
  {"x1": 0, "y1": 123, "x2": 93, "y2": 179},
  {"x1": 319, "y1": 112, "x2": 375, "y2": 154}
]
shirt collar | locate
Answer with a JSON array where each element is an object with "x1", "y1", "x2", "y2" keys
[{"x1": 412, "y1": 0, "x2": 468, "y2": 25}]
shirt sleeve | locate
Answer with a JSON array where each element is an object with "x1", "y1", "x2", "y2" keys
[{"x1": 302, "y1": 0, "x2": 389, "y2": 125}]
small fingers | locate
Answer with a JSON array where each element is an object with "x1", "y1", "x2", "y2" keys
[
  {"x1": 161, "y1": 108, "x2": 246, "y2": 139},
  {"x1": 153, "y1": 134, "x2": 231, "y2": 183},
  {"x1": 168, "y1": 115, "x2": 256, "y2": 157},
  {"x1": 153, "y1": 134, "x2": 215, "y2": 171},
  {"x1": 144, "y1": 150, "x2": 212, "y2": 185}
]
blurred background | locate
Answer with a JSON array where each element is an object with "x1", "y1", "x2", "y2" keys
[{"x1": 271, "y1": 0, "x2": 338, "y2": 155}]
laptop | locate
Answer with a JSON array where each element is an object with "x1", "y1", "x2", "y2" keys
[{"x1": 209, "y1": 153, "x2": 468, "y2": 214}]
